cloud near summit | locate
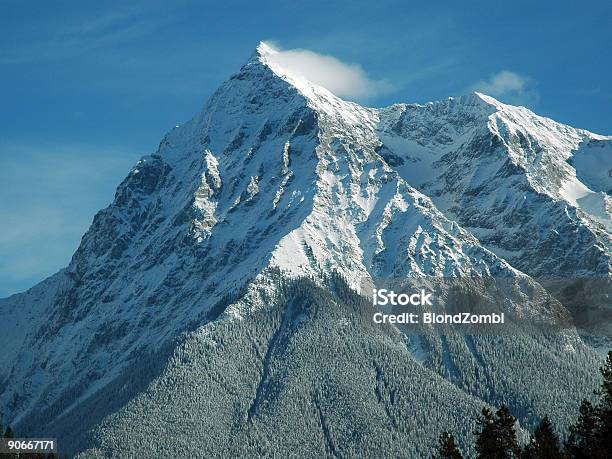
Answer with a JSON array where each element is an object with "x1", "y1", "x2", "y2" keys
[
  {"x1": 471, "y1": 70, "x2": 539, "y2": 106},
  {"x1": 262, "y1": 42, "x2": 392, "y2": 100}
]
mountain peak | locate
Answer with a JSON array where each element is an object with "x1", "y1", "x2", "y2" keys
[
  {"x1": 245, "y1": 41, "x2": 278, "y2": 67},
  {"x1": 472, "y1": 91, "x2": 503, "y2": 106},
  {"x1": 244, "y1": 41, "x2": 352, "y2": 106},
  {"x1": 443, "y1": 91, "x2": 506, "y2": 113},
  {"x1": 231, "y1": 41, "x2": 374, "y2": 129},
  {"x1": 255, "y1": 40, "x2": 277, "y2": 58},
  {"x1": 245, "y1": 41, "x2": 304, "y2": 84}
]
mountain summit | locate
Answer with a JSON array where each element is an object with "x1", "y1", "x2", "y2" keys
[{"x1": 1, "y1": 44, "x2": 610, "y2": 457}]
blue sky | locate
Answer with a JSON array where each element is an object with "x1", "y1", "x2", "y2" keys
[{"x1": 1, "y1": 0, "x2": 611, "y2": 297}]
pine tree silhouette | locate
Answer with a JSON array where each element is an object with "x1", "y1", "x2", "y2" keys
[
  {"x1": 436, "y1": 431, "x2": 463, "y2": 459},
  {"x1": 475, "y1": 405, "x2": 520, "y2": 458},
  {"x1": 475, "y1": 407, "x2": 498, "y2": 458},
  {"x1": 565, "y1": 400, "x2": 599, "y2": 458},
  {"x1": 597, "y1": 351, "x2": 612, "y2": 456},
  {"x1": 528, "y1": 416, "x2": 561, "y2": 458},
  {"x1": 495, "y1": 406, "x2": 521, "y2": 458},
  {"x1": 443, "y1": 355, "x2": 612, "y2": 459}
]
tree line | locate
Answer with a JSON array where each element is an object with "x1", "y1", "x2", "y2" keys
[{"x1": 436, "y1": 350, "x2": 612, "y2": 458}]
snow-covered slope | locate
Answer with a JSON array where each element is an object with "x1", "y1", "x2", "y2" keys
[
  {"x1": 0, "y1": 42, "x2": 609, "y2": 457},
  {"x1": 377, "y1": 92, "x2": 611, "y2": 278}
]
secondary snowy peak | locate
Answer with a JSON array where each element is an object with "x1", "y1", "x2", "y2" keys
[
  {"x1": 375, "y1": 89, "x2": 608, "y2": 188},
  {"x1": 376, "y1": 90, "x2": 611, "y2": 277}
]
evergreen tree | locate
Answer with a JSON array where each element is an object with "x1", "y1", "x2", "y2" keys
[
  {"x1": 565, "y1": 400, "x2": 599, "y2": 458},
  {"x1": 475, "y1": 407, "x2": 498, "y2": 458},
  {"x1": 495, "y1": 406, "x2": 521, "y2": 458},
  {"x1": 528, "y1": 416, "x2": 561, "y2": 458},
  {"x1": 596, "y1": 351, "x2": 612, "y2": 456},
  {"x1": 475, "y1": 405, "x2": 520, "y2": 458},
  {"x1": 436, "y1": 431, "x2": 463, "y2": 459}
]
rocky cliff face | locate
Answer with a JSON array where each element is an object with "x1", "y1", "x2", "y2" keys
[{"x1": 0, "y1": 42, "x2": 609, "y2": 457}]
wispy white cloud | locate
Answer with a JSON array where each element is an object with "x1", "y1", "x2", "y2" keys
[
  {"x1": 262, "y1": 42, "x2": 393, "y2": 100},
  {"x1": 471, "y1": 70, "x2": 539, "y2": 106}
]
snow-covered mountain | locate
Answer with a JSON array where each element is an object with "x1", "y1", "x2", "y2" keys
[
  {"x1": 377, "y1": 92, "x2": 611, "y2": 278},
  {"x1": 0, "y1": 42, "x2": 610, "y2": 457}
]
